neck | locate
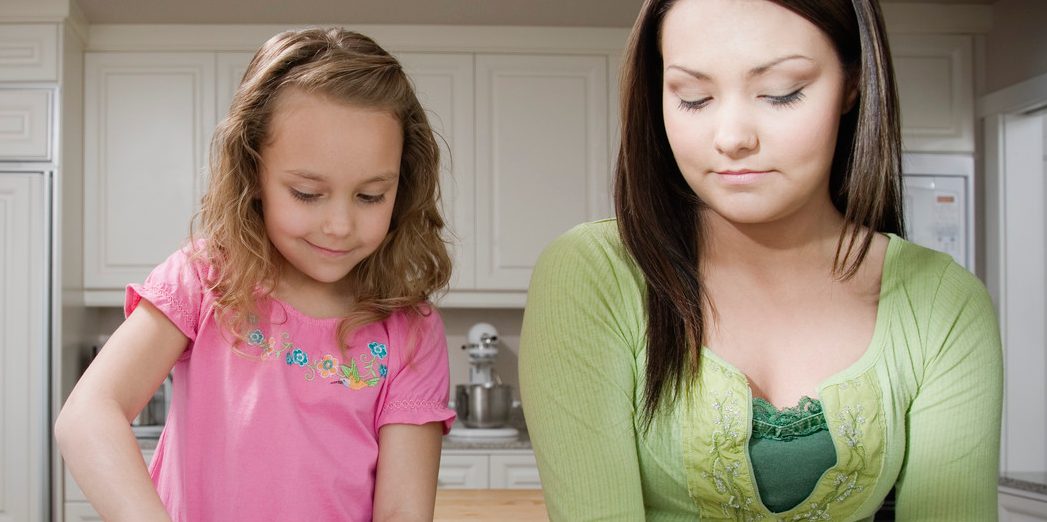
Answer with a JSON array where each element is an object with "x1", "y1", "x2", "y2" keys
[{"x1": 700, "y1": 202, "x2": 847, "y2": 276}]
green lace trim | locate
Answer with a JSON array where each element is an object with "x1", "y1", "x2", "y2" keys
[{"x1": 751, "y1": 396, "x2": 828, "y2": 441}]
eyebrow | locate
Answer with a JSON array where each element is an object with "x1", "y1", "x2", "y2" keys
[
  {"x1": 287, "y1": 170, "x2": 398, "y2": 184},
  {"x1": 666, "y1": 54, "x2": 815, "y2": 80}
]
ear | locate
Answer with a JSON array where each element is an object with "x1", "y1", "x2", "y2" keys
[{"x1": 842, "y1": 72, "x2": 859, "y2": 114}]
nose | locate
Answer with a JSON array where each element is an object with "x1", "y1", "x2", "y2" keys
[
  {"x1": 321, "y1": 200, "x2": 354, "y2": 238},
  {"x1": 712, "y1": 100, "x2": 759, "y2": 158}
]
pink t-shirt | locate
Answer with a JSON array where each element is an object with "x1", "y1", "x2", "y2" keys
[{"x1": 125, "y1": 247, "x2": 455, "y2": 522}]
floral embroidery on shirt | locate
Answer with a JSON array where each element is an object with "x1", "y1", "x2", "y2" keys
[
  {"x1": 368, "y1": 342, "x2": 388, "y2": 359},
  {"x1": 242, "y1": 319, "x2": 389, "y2": 392}
]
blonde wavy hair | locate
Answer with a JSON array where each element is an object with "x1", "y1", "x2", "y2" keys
[{"x1": 193, "y1": 27, "x2": 451, "y2": 349}]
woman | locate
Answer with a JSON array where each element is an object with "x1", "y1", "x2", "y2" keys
[{"x1": 519, "y1": 0, "x2": 1002, "y2": 520}]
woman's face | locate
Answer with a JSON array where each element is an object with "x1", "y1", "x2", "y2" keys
[{"x1": 661, "y1": 0, "x2": 854, "y2": 226}]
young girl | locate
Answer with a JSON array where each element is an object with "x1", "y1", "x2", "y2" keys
[
  {"x1": 521, "y1": 0, "x2": 1002, "y2": 520},
  {"x1": 55, "y1": 28, "x2": 454, "y2": 521}
]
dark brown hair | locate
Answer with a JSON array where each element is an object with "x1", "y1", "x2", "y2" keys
[
  {"x1": 195, "y1": 28, "x2": 451, "y2": 349},
  {"x1": 615, "y1": 0, "x2": 904, "y2": 426}
]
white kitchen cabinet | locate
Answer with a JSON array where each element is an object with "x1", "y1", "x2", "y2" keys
[
  {"x1": 0, "y1": 24, "x2": 59, "y2": 82},
  {"x1": 0, "y1": 172, "x2": 49, "y2": 522},
  {"x1": 489, "y1": 453, "x2": 541, "y2": 489},
  {"x1": 81, "y1": 47, "x2": 613, "y2": 306},
  {"x1": 438, "y1": 453, "x2": 490, "y2": 489},
  {"x1": 83, "y1": 51, "x2": 216, "y2": 290},
  {"x1": 62, "y1": 503, "x2": 103, "y2": 522},
  {"x1": 1000, "y1": 490, "x2": 1047, "y2": 521},
  {"x1": 891, "y1": 33, "x2": 974, "y2": 152},
  {"x1": 439, "y1": 449, "x2": 540, "y2": 489},
  {"x1": 0, "y1": 88, "x2": 52, "y2": 161},
  {"x1": 474, "y1": 54, "x2": 611, "y2": 290}
]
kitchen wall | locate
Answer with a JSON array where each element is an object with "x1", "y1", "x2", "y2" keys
[
  {"x1": 983, "y1": 0, "x2": 1047, "y2": 94},
  {"x1": 83, "y1": 306, "x2": 525, "y2": 400}
]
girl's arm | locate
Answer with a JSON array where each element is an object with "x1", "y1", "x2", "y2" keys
[
  {"x1": 372, "y1": 421, "x2": 444, "y2": 521},
  {"x1": 893, "y1": 262, "x2": 1003, "y2": 520},
  {"x1": 55, "y1": 300, "x2": 188, "y2": 522}
]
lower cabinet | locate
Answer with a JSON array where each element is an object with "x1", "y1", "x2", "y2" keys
[
  {"x1": 439, "y1": 450, "x2": 540, "y2": 489},
  {"x1": 1000, "y1": 488, "x2": 1047, "y2": 521}
]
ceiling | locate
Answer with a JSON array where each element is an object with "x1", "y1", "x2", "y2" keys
[{"x1": 77, "y1": 0, "x2": 997, "y2": 26}]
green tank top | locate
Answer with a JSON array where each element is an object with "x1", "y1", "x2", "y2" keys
[{"x1": 748, "y1": 396, "x2": 836, "y2": 513}]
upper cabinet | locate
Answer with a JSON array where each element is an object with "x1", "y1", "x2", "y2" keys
[
  {"x1": 891, "y1": 34, "x2": 975, "y2": 152},
  {"x1": 474, "y1": 54, "x2": 610, "y2": 290},
  {"x1": 83, "y1": 52, "x2": 216, "y2": 289},
  {"x1": 0, "y1": 88, "x2": 52, "y2": 161},
  {"x1": 82, "y1": 34, "x2": 617, "y2": 306},
  {"x1": 0, "y1": 24, "x2": 59, "y2": 82}
]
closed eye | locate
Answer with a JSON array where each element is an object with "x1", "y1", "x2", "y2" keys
[
  {"x1": 763, "y1": 88, "x2": 806, "y2": 108},
  {"x1": 678, "y1": 97, "x2": 712, "y2": 112},
  {"x1": 290, "y1": 188, "x2": 320, "y2": 202},
  {"x1": 358, "y1": 193, "x2": 386, "y2": 205}
]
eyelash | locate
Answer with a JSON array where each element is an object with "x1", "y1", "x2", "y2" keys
[
  {"x1": 289, "y1": 189, "x2": 386, "y2": 205},
  {"x1": 677, "y1": 88, "x2": 807, "y2": 112}
]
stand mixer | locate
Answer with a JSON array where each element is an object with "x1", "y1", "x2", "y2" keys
[{"x1": 449, "y1": 323, "x2": 519, "y2": 441}]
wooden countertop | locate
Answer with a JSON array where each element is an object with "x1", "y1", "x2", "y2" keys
[{"x1": 434, "y1": 489, "x2": 548, "y2": 521}]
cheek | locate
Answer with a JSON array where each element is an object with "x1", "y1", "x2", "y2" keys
[{"x1": 662, "y1": 110, "x2": 708, "y2": 168}]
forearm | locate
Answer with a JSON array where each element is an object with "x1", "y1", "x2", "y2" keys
[{"x1": 55, "y1": 398, "x2": 171, "y2": 522}]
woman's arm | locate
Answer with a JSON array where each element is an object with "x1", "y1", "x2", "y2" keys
[
  {"x1": 520, "y1": 225, "x2": 647, "y2": 521},
  {"x1": 372, "y1": 422, "x2": 444, "y2": 521},
  {"x1": 894, "y1": 263, "x2": 1003, "y2": 520},
  {"x1": 55, "y1": 300, "x2": 188, "y2": 522}
]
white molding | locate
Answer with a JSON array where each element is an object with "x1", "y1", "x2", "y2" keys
[
  {"x1": 882, "y1": 4, "x2": 992, "y2": 34},
  {"x1": 86, "y1": 24, "x2": 630, "y2": 53},
  {"x1": 977, "y1": 70, "x2": 1047, "y2": 118}
]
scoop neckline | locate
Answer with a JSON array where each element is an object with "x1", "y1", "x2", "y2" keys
[
  {"x1": 265, "y1": 295, "x2": 346, "y2": 324},
  {"x1": 700, "y1": 232, "x2": 900, "y2": 399}
]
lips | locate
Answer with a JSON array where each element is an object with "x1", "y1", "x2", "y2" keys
[
  {"x1": 713, "y1": 169, "x2": 772, "y2": 185},
  {"x1": 306, "y1": 240, "x2": 352, "y2": 257}
]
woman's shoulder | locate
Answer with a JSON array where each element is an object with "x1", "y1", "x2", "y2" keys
[
  {"x1": 539, "y1": 218, "x2": 634, "y2": 271},
  {"x1": 883, "y1": 234, "x2": 993, "y2": 322}
]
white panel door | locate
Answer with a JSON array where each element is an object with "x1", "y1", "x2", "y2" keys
[
  {"x1": 84, "y1": 52, "x2": 216, "y2": 289},
  {"x1": 489, "y1": 453, "x2": 541, "y2": 489},
  {"x1": 0, "y1": 89, "x2": 51, "y2": 161},
  {"x1": 438, "y1": 454, "x2": 488, "y2": 489},
  {"x1": 0, "y1": 24, "x2": 59, "y2": 82},
  {"x1": 0, "y1": 172, "x2": 48, "y2": 522},
  {"x1": 475, "y1": 54, "x2": 610, "y2": 290},
  {"x1": 891, "y1": 34, "x2": 974, "y2": 152}
]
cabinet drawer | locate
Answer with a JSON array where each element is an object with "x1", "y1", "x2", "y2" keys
[
  {"x1": 0, "y1": 89, "x2": 51, "y2": 161},
  {"x1": 438, "y1": 454, "x2": 488, "y2": 489},
  {"x1": 0, "y1": 24, "x2": 59, "y2": 82},
  {"x1": 489, "y1": 454, "x2": 541, "y2": 489}
]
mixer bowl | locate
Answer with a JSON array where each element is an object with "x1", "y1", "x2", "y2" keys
[{"x1": 455, "y1": 383, "x2": 513, "y2": 429}]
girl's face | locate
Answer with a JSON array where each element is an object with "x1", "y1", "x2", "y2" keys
[
  {"x1": 258, "y1": 88, "x2": 402, "y2": 294},
  {"x1": 661, "y1": 0, "x2": 854, "y2": 226}
]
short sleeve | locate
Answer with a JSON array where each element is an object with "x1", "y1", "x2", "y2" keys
[
  {"x1": 375, "y1": 308, "x2": 456, "y2": 434},
  {"x1": 125, "y1": 245, "x2": 207, "y2": 342}
]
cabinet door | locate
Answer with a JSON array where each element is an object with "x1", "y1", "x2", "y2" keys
[
  {"x1": 84, "y1": 52, "x2": 216, "y2": 289},
  {"x1": 1000, "y1": 491, "x2": 1047, "y2": 521},
  {"x1": 0, "y1": 173, "x2": 48, "y2": 522},
  {"x1": 216, "y1": 52, "x2": 254, "y2": 119},
  {"x1": 0, "y1": 24, "x2": 59, "y2": 82},
  {"x1": 396, "y1": 53, "x2": 476, "y2": 290},
  {"x1": 475, "y1": 54, "x2": 610, "y2": 290},
  {"x1": 438, "y1": 454, "x2": 488, "y2": 489},
  {"x1": 891, "y1": 34, "x2": 974, "y2": 152},
  {"x1": 489, "y1": 453, "x2": 541, "y2": 489},
  {"x1": 0, "y1": 89, "x2": 52, "y2": 161}
]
